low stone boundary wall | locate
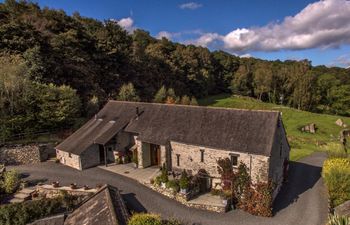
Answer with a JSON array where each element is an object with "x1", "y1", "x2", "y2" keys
[
  {"x1": 0, "y1": 144, "x2": 54, "y2": 165},
  {"x1": 146, "y1": 183, "x2": 227, "y2": 213},
  {"x1": 36, "y1": 184, "x2": 97, "y2": 199}
]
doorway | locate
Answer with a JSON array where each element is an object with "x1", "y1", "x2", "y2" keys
[
  {"x1": 150, "y1": 144, "x2": 161, "y2": 166},
  {"x1": 99, "y1": 145, "x2": 105, "y2": 164}
]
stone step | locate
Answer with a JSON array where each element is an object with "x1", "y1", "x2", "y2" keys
[
  {"x1": 13, "y1": 192, "x2": 31, "y2": 200},
  {"x1": 19, "y1": 188, "x2": 35, "y2": 194},
  {"x1": 9, "y1": 198, "x2": 24, "y2": 203}
]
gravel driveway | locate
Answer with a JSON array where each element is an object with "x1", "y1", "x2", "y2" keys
[{"x1": 9, "y1": 152, "x2": 328, "y2": 225}]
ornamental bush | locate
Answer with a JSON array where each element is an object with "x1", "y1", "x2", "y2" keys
[
  {"x1": 0, "y1": 169, "x2": 20, "y2": 194},
  {"x1": 128, "y1": 213, "x2": 162, "y2": 225},
  {"x1": 0, "y1": 198, "x2": 64, "y2": 225},
  {"x1": 166, "y1": 180, "x2": 179, "y2": 192},
  {"x1": 160, "y1": 164, "x2": 169, "y2": 183},
  {"x1": 179, "y1": 170, "x2": 189, "y2": 190},
  {"x1": 327, "y1": 214, "x2": 349, "y2": 225}
]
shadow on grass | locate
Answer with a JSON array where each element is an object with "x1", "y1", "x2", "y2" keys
[{"x1": 273, "y1": 161, "x2": 322, "y2": 214}]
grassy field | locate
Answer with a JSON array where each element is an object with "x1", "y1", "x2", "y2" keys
[{"x1": 199, "y1": 94, "x2": 350, "y2": 161}]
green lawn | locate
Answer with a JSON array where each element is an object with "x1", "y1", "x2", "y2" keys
[{"x1": 199, "y1": 94, "x2": 350, "y2": 161}]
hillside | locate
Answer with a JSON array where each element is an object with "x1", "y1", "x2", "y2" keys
[
  {"x1": 1, "y1": 0, "x2": 350, "y2": 142},
  {"x1": 199, "y1": 94, "x2": 350, "y2": 161}
]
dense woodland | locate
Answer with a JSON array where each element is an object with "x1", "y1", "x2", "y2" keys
[{"x1": 1, "y1": 0, "x2": 350, "y2": 141}]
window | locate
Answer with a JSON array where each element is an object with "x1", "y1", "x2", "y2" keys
[
  {"x1": 68, "y1": 153, "x2": 72, "y2": 158},
  {"x1": 200, "y1": 149, "x2": 204, "y2": 162},
  {"x1": 230, "y1": 154, "x2": 238, "y2": 167},
  {"x1": 176, "y1": 154, "x2": 180, "y2": 166}
]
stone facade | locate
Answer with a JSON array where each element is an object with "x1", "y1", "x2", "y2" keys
[
  {"x1": 0, "y1": 144, "x2": 51, "y2": 165},
  {"x1": 169, "y1": 141, "x2": 270, "y2": 188},
  {"x1": 80, "y1": 144, "x2": 100, "y2": 169},
  {"x1": 57, "y1": 149, "x2": 81, "y2": 170},
  {"x1": 269, "y1": 120, "x2": 290, "y2": 198}
]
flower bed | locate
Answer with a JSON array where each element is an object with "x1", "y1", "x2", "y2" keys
[{"x1": 147, "y1": 166, "x2": 227, "y2": 213}]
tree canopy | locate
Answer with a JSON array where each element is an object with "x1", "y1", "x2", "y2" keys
[{"x1": 1, "y1": 0, "x2": 350, "y2": 140}]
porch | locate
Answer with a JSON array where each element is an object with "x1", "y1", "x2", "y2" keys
[{"x1": 98, "y1": 163, "x2": 160, "y2": 184}]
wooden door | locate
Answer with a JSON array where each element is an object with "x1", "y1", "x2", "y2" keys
[{"x1": 150, "y1": 144, "x2": 160, "y2": 166}]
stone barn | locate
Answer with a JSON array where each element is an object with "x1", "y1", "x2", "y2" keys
[{"x1": 56, "y1": 101, "x2": 290, "y2": 195}]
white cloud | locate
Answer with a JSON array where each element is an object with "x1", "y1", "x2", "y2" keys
[
  {"x1": 156, "y1": 29, "x2": 203, "y2": 40},
  {"x1": 191, "y1": 0, "x2": 350, "y2": 52},
  {"x1": 179, "y1": 2, "x2": 202, "y2": 10},
  {"x1": 116, "y1": 17, "x2": 134, "y2": 31},
  {"x1": 331, "y1": 54, "x2": 350, "y2": 67},
  {"x1": 157, "y1": 31, "x2": 173, "y2": 39},
  {"x1": 240, "y1": 53, "x2": 252, "y2": 58},
  {"x1": 187, "y1": 33, "x2": 221, "y2": 47},
  {"x1": 156, "y1": 31, "x2": 184, "y2": 40}
]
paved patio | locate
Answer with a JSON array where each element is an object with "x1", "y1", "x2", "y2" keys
[
  {"x1": 188, "y1": 193, "x2": 226, "y2": 208},
  {"x1": 98, "y1": 163, "x2": 160, "y2": 184}
]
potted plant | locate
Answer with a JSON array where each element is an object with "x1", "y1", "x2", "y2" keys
[
  {"x1": 52, "y1": 181, "x2": 59, "y2": 188},
  {"x1": 123, "y1": 154, "x2": 130, "y2": 164},
  {"x1": 160, "y1": 164, "x2": 168, "y2": 188},
  {"x1": 220, "y1": 190, "x2": 231, "y2": 206},
  {"x1": 179, "y1": 170, "x2": 189, "y2": 194},
  {"x1": 70, "y1": 183, "x2": 77, "y2": 189}
]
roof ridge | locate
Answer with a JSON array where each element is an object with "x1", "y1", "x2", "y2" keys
[{"x1": 108, "y1": 100, "x2": 280, "y2": 114}]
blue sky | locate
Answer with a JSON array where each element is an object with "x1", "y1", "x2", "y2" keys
[{"x1": 15, "y1": 0, "x2": 350, "y2": 67}]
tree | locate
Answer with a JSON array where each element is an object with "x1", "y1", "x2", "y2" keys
[
  {"x1": 117, "y1": 83, "x2": 140, "y2": 102},
  {"x1": 180, "y1": 95, "x2": 190, "y2": 105},
  {"x1": 36, "y1": 83, "x2": 81, "y2": 128},
  {"x1": 153, "y1": 86, "x2": 167, "y2": 103},
  {"x1": 190, "y1": 97, "x2": 198, "y2": 106},
  {"x1": 167, "y1": 88, "x2": 176, "y2": 99}
]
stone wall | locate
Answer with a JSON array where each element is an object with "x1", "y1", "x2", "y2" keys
[
  {"x1": 146, "y1": 183, "x2": 228, "y2": 213},
  {"x1": 140, "y1": 142, "x2": 151, "y2": 168},
  {"x1": 269, "y1": 117, "x2": 290, "y2": 199},
  {"x1": 36, "y1": 184, "x2": 97, "y2": 199},
  {"x1": 0, "y1": 144, "x2": 51, "y2": 165},
  {"x1": 57, "y1": 150, "x2": 81, "y2": 170},
  {"x1": 169, "y1": 141, "x2": 270, "y2": 188},
  {"x1": 80, "y1": 144, "x2": 100, "y2": 169}
]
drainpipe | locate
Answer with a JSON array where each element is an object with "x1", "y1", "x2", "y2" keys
[{"x1": 104, "y1": 145, "x2": 107, "y2": 167}]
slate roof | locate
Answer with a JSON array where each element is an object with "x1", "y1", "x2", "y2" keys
[
  {"x1": 57, "y1": 101, "x2": 281, "y2": 156},
  {"x1": 64, "y1": 185, "x2": 129, "y2": 225},
  {"x1": 28, "y1": 214, "x2": 65, "y2": 225},
  {"x1": 28, "y1": 185, "x2": 129, "y2": 225}
]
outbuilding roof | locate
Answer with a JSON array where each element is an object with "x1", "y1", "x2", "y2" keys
[
  {"x1": 64, "y1": 185, "x2": 129, "y2": 225},
  {"x1": 57, "y1": 101, "x2": 281, "y2": 156}
]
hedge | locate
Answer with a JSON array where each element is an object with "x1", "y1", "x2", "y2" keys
[{"x1": 322, "y1": 158, "x2": 350, "y2": 207}]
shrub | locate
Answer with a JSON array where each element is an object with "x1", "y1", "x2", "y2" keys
[
  {"x1": 154, "y1": 176, "x2": 162, "y2": 186},
  {"x1": 322, "y1": 158, "x2": 350, "y2": 207},
  {"x1": 0, "y1": 169, "x2": 20, "y2": 194},
  {"x1": 179, "y1": 170, "x2": 189, "y2": 190},
  {"x1": 238, "y1": 181, "x2": 274, "y2": 217},
  {"x1": 327, "y1": 214, "x2": 349, "y2": 225},
  {"x1": 128, "y1": 213, "x2": 162, "y2": 225},
  {"x1": 160, "y1": 164, "x2": 168, "y2": 183},
  {"x1": 163, "y1": 218, "x2": 183, "y2": 225},
  {"x1": 166, "y1": 180, "x2": 179, "y2": 192},
  {"x1": 0, "y1": 198, "x2": 65, "y2": 225}
]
